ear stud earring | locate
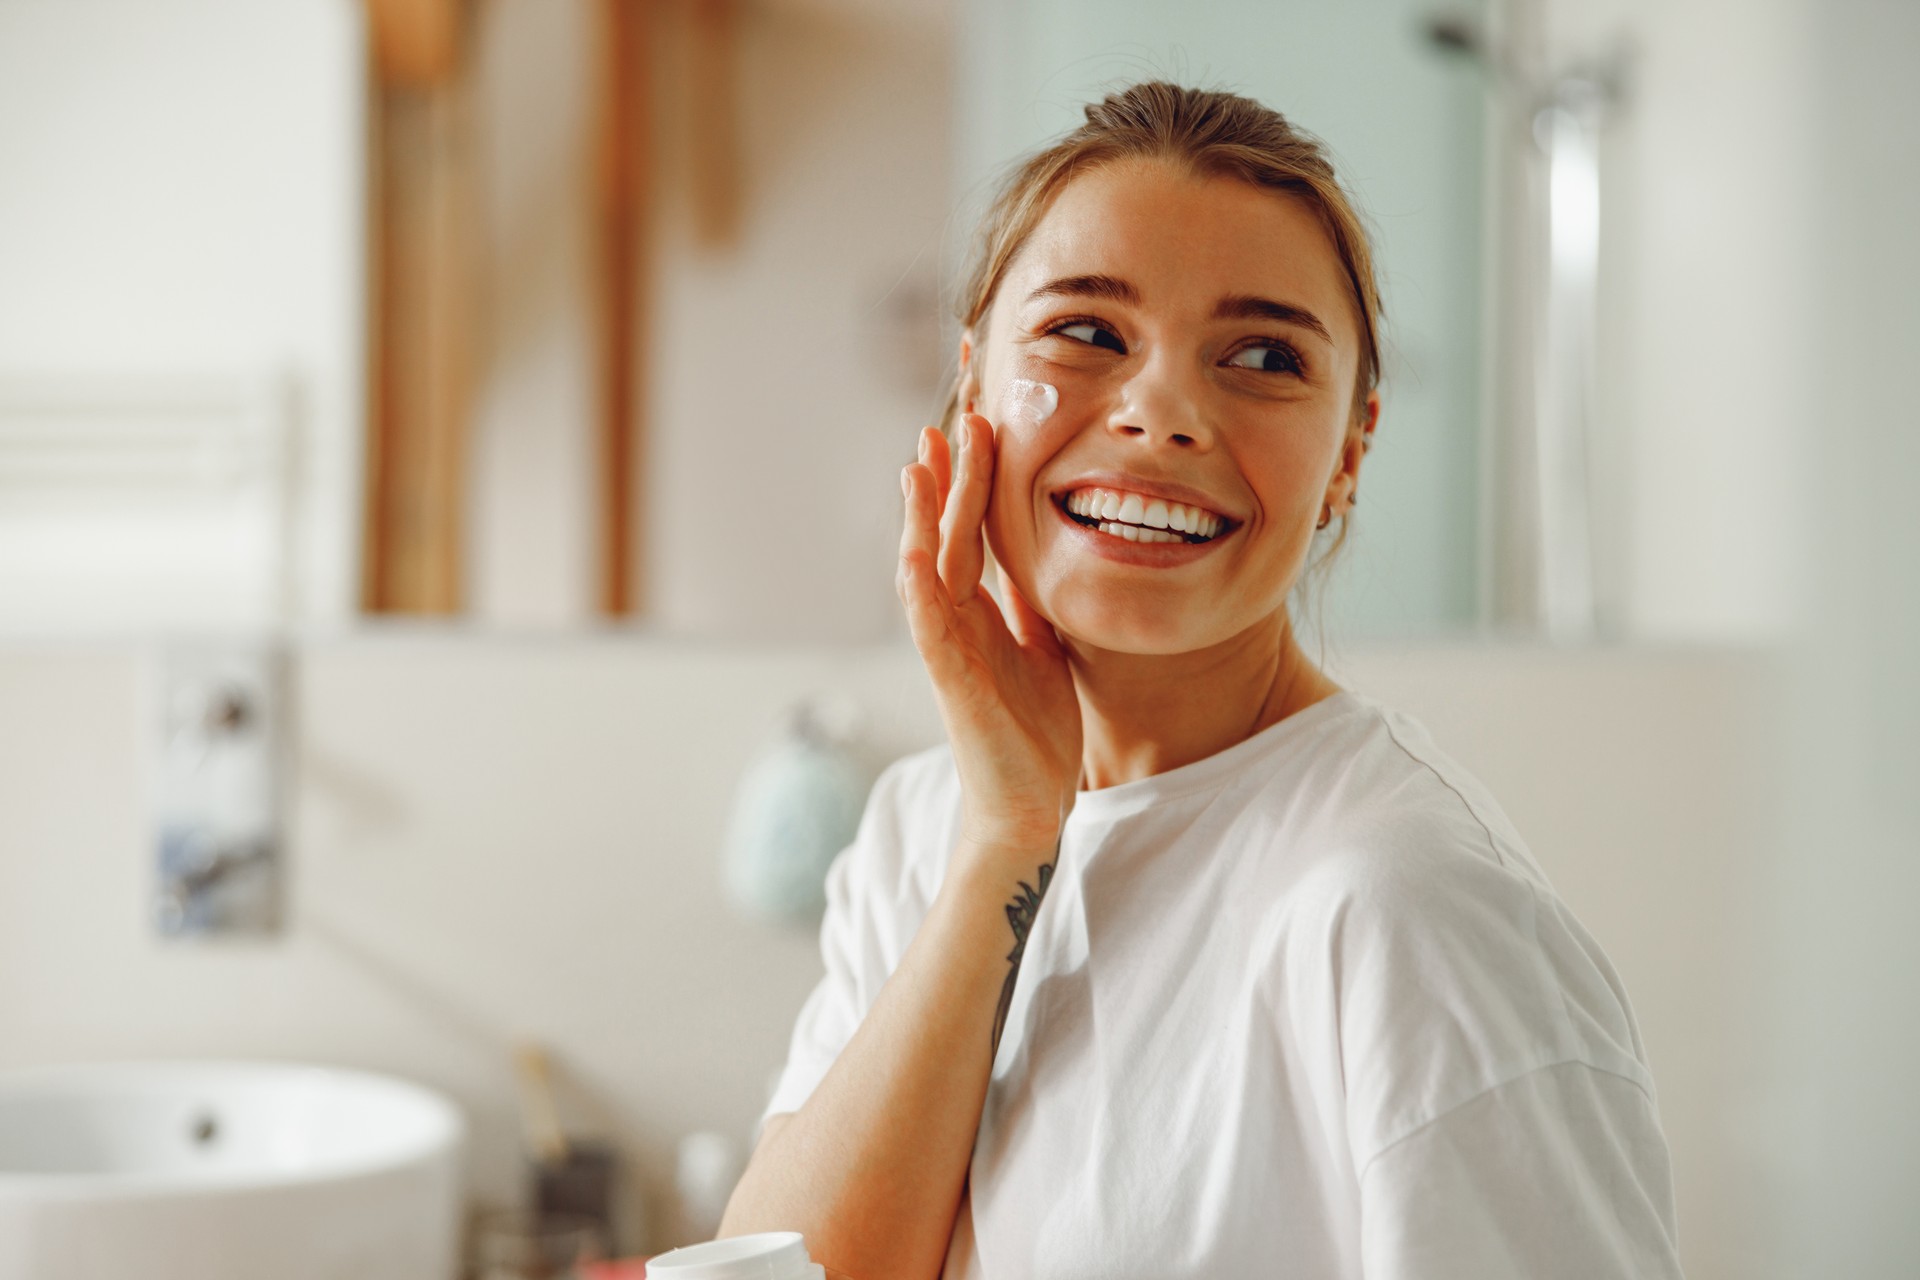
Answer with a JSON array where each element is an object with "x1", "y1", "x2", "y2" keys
[{"x1": 1318, "y1": 490, "x2": 1360, "y2": 531}]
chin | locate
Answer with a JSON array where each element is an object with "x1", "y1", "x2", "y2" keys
[{"x1": 1046, "y1": 590, "x2": 1222, "y2": 657}]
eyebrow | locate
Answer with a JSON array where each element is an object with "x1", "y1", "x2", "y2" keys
[
  {"x1": 1023, "y1": 273, "x2": 1141, "y2": 307},
  {"x1": 1023, "y1": 274, "x2": 1334, "y2": 345},
  {"x1": 1211, "y1": 294, "x2": 1333, "y2": 345}
]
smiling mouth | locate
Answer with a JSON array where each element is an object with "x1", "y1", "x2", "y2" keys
[{"x1": 1055, "y1": 488, "x2": 1231, "y2": 545}]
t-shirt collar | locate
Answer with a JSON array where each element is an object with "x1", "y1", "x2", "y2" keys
[{"x1": 1066, "y1": 688, "x2": 1368, "y2": 825}]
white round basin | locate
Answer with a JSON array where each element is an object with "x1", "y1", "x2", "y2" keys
[{"x1": 0, "y1": 1060, "x2": 466, "y2": 1280}]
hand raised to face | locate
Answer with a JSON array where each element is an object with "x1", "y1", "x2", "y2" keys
[{"x1": 897, "y1": 412, "x2": 1083, "y2": 851}]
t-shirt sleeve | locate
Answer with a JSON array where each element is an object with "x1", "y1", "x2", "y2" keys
[
  {"x1": 757, "y1": 752, "x2": 943, "y2": 1131},
  {"x1": 1358, "y1": 1059, "x2": 1684, "y2": 1279},
  {"x1": 1304, "y1": 739, "x2": 1684, "y2": 1277}
]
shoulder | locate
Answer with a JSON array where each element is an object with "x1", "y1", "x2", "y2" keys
[
  {"x1": 1252, "y1": 696, "x2": 1656, "y2": 1164},
  {"x1": 1240, "y1": 694, "x2": 1554, "y2": 913},
  {"x1": 1241, "y1": 695, "x2": 1544, "y2": 883}
]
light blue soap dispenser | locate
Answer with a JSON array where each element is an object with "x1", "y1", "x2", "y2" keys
[{"x1": 722, "y1": 698, "x2": 868, "y2": 923}]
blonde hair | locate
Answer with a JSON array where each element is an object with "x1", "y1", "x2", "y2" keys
[{"x1": 941, "y1": 81, "x2": 1384, "y2": 641}]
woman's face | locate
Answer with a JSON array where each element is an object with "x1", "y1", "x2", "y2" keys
[{"x1": 965, "y1": 157, "x2": 1374, "y2": 656}]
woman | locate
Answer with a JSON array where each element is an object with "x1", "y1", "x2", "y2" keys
[{"x1": 720, "y1": 83, "x2": 1682, "y2": 1279}]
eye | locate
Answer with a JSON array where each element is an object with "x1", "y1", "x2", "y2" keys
[
  {"x1": 1224, "y1": 342, "x2": 1304, "y2": 375},
  {"x1": 1049, "y1": 319, "x2": 1126, "y2": 353}
]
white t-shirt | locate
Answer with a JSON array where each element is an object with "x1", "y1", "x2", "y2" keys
[{"x1": 762, "y1": 688, "x2": 1683, "y2": 1278}]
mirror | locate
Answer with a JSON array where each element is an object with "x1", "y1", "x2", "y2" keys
[{"x1": 0, "y1": 0, "x2": 1503, "y2": 645}]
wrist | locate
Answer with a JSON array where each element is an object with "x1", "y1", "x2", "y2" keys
[
  {"x1": 951, "y1": 830, "x2": 1062, "y2": 883},
  {"x1": 956, "y1": 791, "x2": 1073, "y2": 855},
  {"x1": 958, "y1": 812, "x2": 1062, "y2": 851}
]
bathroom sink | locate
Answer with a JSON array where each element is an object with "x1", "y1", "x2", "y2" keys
[{"x1": 0, "y1": 1060, "x2": 465, "y2": 1280}]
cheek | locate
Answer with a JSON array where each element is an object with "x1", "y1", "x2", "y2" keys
[
  {"x1": 981, "y1": 398, "x2": 1079, "y2": 579},
  {"x1": 983, "y1": 428, "x2": 1043, "y2": 559},
  {"x1": 1240, "y1": 452, "x2": 1332, "y2": 565}
]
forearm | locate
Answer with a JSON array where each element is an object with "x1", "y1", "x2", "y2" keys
[{"x1": 719, "y1": 839, "x2": 1058, "y2": 1280}]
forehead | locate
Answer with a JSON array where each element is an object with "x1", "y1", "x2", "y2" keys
[{"x1": 997, "y1": 157, "x2": 1359, "y2": 346}]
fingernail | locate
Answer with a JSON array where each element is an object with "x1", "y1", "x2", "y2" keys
[
  {"x1": 917, "y1": 431, "x2": 928, "y2": 462},
  {"x1": 901, "y1": 467, "x2": 912, "y2": 498},
  {"x1": 957, "y1": 419, "x2": 970, "y2": 451}
]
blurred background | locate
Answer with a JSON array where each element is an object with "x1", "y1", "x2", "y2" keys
[{"x1": 0, "y1": 0, "x2": 1914, "y2": 1275}]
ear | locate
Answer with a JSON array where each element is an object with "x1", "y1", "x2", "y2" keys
[
  {"x1": 1327, "y1": 392, "x2": 1379, "y2": 513},
  {"x1": 957, "y1": 331, "x2": 979, "y2": 417}
]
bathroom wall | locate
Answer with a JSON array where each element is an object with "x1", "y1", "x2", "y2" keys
[
  {"x1": 0, "y1": 637, "x2": 1780, "y2": 1268},
  {"x1": 1756, "y1": 1, "x2": 1920, "y2": 1274}
]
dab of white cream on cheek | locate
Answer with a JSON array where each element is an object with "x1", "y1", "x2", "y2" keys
[{"x1": 1001, "y1": 378, "x2": 1059, "y2": 431}]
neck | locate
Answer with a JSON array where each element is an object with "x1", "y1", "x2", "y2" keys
[{"x1": 1066, "y1": 610, "x2": 1341, "y2": 790}]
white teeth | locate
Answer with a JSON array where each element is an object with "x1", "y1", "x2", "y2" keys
[
  {"x1": 1064, "y1": 486, "x2": 1228, "y2": 543},
  {"x1": 1090, "y1": 521, "x2": 1187, "y2": 545}
]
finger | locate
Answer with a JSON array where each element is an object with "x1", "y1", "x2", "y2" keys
[
  {"x1": 923, "y1": 425, "x2": 953, "y2": 522},
  {"x1": 896, "y1": 471, "x2": 970, "y2": 689},
  {"x1": 900, "y1": 547, "x2": 971, "y2": 688},
  {"x1": 896, "y1": 463, "x2": 943, "y2": 604},
  {"x1": 997, "y1": 562, "x2": 1064, "y2": 658},
  {"x1": 937, "y1": 414, "x2": 995, "y2": 604}
]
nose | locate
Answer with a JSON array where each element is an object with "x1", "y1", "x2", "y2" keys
[{"x1": 1106, "y1": 351, "x2": 1214, "y2": 450}]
